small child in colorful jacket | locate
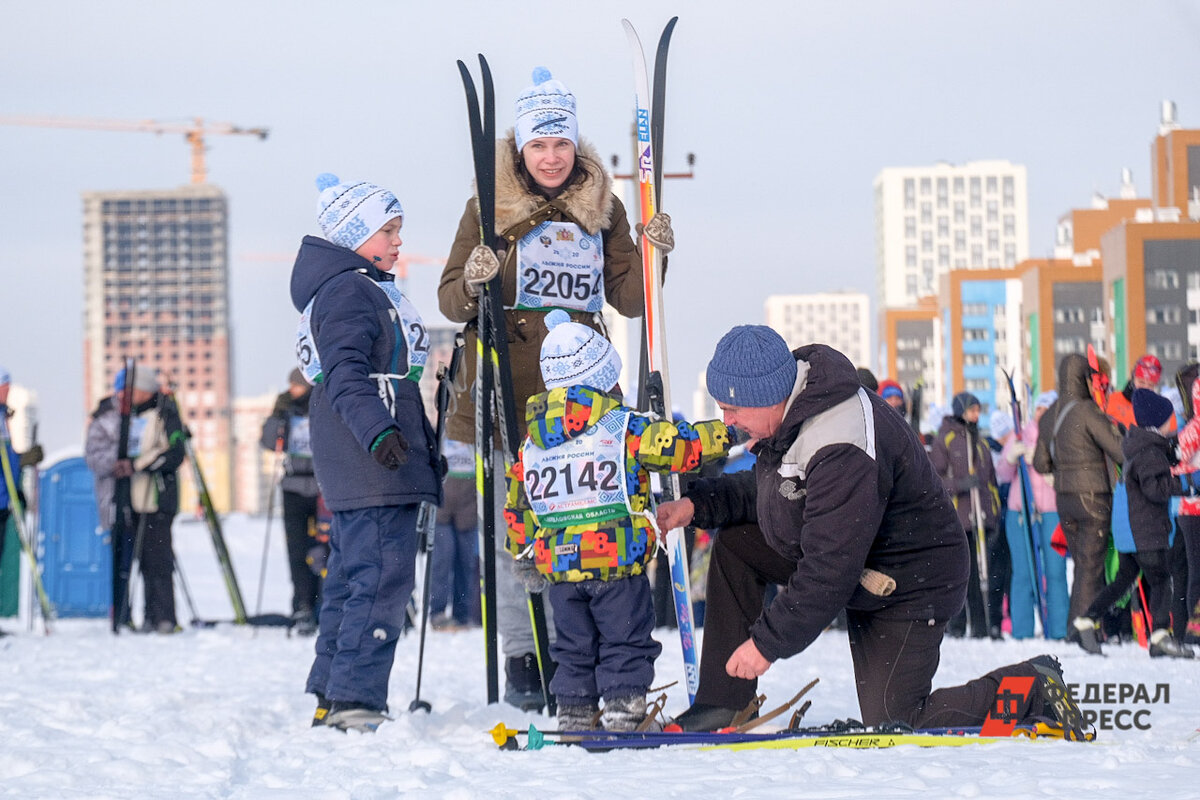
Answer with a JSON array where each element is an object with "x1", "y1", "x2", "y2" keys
[{"x1": 505, "y1": 310, "x2": 731, "y2": 733}]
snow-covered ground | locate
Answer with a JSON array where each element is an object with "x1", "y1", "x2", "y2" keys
[{"x1": 2, "y1": 514, "x2": 1199, "y2": 799}]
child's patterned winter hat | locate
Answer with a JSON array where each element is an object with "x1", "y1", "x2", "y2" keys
[
  {"x1": 315, "y1": 173, "x2": 403, "y2": 252},
  {"x1": 539, "y1": 310, "x2": 621, "y2": 392}
]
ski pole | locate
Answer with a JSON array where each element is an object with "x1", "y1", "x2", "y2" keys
[
  {"x1": 172, "y1": 546, "x2": 202, "y2": 627},
  {"x1": 254, "y1": 436, "x2": 285, "y2": 619},
  {"x1": 409, "y1": 500, "x2": 438, "y2": 713}
]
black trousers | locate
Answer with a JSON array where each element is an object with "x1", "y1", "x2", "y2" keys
[
  {"x1": 698, "y1": 523, "x2": 1038, "y2": 727},
  {"x1": 1085, "y1": 548, "x2": 1173, "y2": 633},
  {"x1": 282, "y1": 491, "x2": 321, "y2": 615},
  {"x1": 1176, "y1": 515, "x2": 1200, "y2": 617},
  {"x1": 132, "y1": 509, "x2": 177, "y2": 629},
  {"x1": 1057, "y1": 492, "x2": 1113, "y2": 627}
]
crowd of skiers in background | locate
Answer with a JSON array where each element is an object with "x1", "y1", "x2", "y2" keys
[{"x1": 862, "y1": 352, "x2": 1200, "y2": 660}]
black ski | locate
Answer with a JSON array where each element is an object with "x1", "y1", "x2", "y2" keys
[
  {"x1": 459, "y1": 54, "x2": 556, "y2": 709},
  {"x1": 166, "y1": 390, "x2": 248, "y2": 624},
  {"x1": 112, "y1": 357, "x2": 136, "y2": 633}
]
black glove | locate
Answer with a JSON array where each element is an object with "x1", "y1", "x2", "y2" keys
[
  {"x1": 954, "y1": 474, "x2": 980, "y2": 492},
  {"x1": 19, "y1": 444, "x2": 43, "y2": 468},
  {"x1": 370, "y1": 428, "x2": 409, "y2": 470}
]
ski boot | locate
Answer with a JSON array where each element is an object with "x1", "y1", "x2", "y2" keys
[
  {"x1": 1149, "y1": 630, "x2": 1196, "y2": 659},
  {"x1": 667, "y1": 702, "x2": 740, "y2": 732},
  {"x1": 310, "y1": 693, "x2": 331, "y2": 727},
  {"x1": 1072, "y1": 617, "x2": 1103, "y2": 655},
  {"x1": 325, "y1": 701, "x2": 389, "y2": 733},
  {"x1": 1030, "y1": 654, "x2": 1086, "y2": 741},
  {"x1": 504, "y1": 653, "x2": 553, "y2": 712}
]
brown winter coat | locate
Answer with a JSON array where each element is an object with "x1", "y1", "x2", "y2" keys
[
  {"x1": 1032, "y1": 353, "x2": 1124, "y2": 494},
  {"x1": 438, "y1": 132, "x2": 643, "y2": 446}
]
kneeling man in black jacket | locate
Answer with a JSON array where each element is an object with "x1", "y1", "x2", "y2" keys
[{"x1": 659, "y1": 326, "x2": 1083, "y2": 737}]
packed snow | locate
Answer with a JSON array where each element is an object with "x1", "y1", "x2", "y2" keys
[{"x1": 2, "y1": 513, "x2": 1198, "y2": 799}]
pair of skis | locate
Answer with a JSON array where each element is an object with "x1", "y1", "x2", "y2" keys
[
  {"x1": 623, "y1": 16, "x2": 700, "y2": 706},
  {"x1": 458, "y1": 56, "x2": 554, "y2": 713},
  {"x1": 456, "y1": 16, "x2": 695, "y2": 708}
]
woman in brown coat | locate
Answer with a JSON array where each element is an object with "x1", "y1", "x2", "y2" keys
[{"x1": 437, "y1": 67, "x2": 663, "y2": 711}]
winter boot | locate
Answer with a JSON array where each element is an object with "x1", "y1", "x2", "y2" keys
[
  {"x1": 504, "y1": 653, "x2": 552, "y2": 713},
  {"x1": 1030, "y1": 654, "x2": 1086, "y2": 740},
  {"x1": 1185, "y1": 610, "x2": 1200, "y2": 646},
  {"x1": 601, "y1": 694, "x2": 657, "y2": 733},
  {"x1": 292, "y1": 606, "x2": 317, "y2": 637},
  {"x1": 1149, "y1": 629, "x2": 1196, "y2": 659},
  {"x1": 325, "y1": 701, "x2": 389, "y2": 733},
  {"x1": 666, "y1": 702, "x2": 741, "y2": 733},
  {"x1": 556, "y1": 700, "x2": 600, "y2": 732},
  {"x1": 311, "y1": 693, "x2": 331, "y2": 728},
  {"x1": 1072, "y1": 616, "x2": 1103, "y2": 655}
]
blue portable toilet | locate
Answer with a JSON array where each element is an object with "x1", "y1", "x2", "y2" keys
[{"x1": 38, "y1": 457, "x2": 109, "y2": 617}]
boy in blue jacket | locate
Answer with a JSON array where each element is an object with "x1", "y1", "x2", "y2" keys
[
  {"x1": 291, "y1": 174, "x2": 441, "y2": 731},
  {"x1": 506, "y1": 310, "x2": 732, "y2": 732}
]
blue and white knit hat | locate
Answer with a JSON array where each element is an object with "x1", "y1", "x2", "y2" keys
[
  {"x1": 315, "y1": 173, "x2": 403, "y2": 252},
  {"x1": 539, "y1": 310, "x2": 621, "y2": 391},
  {"x1": 514, "y1": 67, "x2": 578, "y2": 151},
  {"x1": 988, "y1": 409, "x2": 1013, "y2": 439},
  {"x1": 706, "y1": 326, "x2": 797, "y2": 408},
  {"x1": 1034, "y1": 390, "x2": 1058, "y2": 410}
]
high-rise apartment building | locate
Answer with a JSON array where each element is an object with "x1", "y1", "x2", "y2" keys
[
  {"x1": 82, "y1": 184, "x2": 233, "y2": 511},
  {"x1": 764, "y1": 292, "x2": 870, "y2": 368},
  {"x1": 874, "y1": 160, "x2": 1030, "y2": 308}
]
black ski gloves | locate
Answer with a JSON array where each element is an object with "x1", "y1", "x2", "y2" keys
[{"x1": 370, "y1": 428, "x2": 409, "y2": 470}]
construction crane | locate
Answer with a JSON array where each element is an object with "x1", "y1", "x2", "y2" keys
[{"x1": 0, "y1": 115, "x2": 268, "y2": 184}]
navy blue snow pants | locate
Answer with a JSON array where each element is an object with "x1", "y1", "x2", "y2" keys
[
  {"x1": 305, "y1": 504, "x2": 419, "y2": 710},
  {"x1": 548, "y1": 574, "x2": 662, "y2": 703}
]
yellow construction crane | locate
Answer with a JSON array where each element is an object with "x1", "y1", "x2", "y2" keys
[{"x1": 0, "y1": 115, "x2": 268, "y2": 184}]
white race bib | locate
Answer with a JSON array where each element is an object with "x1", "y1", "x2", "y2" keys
[
  {"x1": 514, "y1": 221, "x2": 604, "y2": 312},
  {"x1": 126, "y1": 416, "x2": 148, "y2": 458},
  {"x1": 443, "y1": 439, "x2": 475, "y2": 478},
  {"x1": 522, "y1": 409, "x2": 632, "y2": 527},
  {"x1": 296, "y1": 277, "x2": 428, "y2": 384},
  {"x1": 288, "y1": 416, "x2": 312, "y2": 457}
]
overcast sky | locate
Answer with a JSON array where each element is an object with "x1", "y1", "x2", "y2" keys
[{"x1": 4, "y1": 1, "x2": 1200, "y2": 451}]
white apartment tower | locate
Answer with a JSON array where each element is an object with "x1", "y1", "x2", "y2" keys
[
  {"x1": 765, "y1": 292, "x2": 870, "y2": 368},
  {"x1": 874, "y1": 161, "x2": 1030, "y2": 308}
]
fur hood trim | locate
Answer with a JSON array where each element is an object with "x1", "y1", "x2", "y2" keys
[{"x1": 494, "y1": 130, "x2": 614, "y2": 235}]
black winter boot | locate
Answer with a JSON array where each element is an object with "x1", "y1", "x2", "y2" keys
[
  {"x1": 1030, "y1": 655, "x2": 1086, "y2": 740},
  {"x1": 505, "y1": 653, "x2": 554, "y2": 712}
]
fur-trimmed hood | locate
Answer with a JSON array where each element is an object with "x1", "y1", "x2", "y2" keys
[{"x1": 494, "y1": 130, "x2": 614, "y2": 235}]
